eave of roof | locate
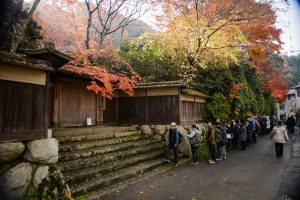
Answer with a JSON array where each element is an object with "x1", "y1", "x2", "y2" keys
[
  {"x1": 135, "y1": 80, "x2": 185, "y2": 89},
  {"x1": 0, "y1": 51, "x2": 54, "y2": 71},
  {"x1": 22, "y1": 47, "x2": 74, "y2": 69},
  {"x1": 181, "y1": 88, "x2": 211, "y2": 99}
]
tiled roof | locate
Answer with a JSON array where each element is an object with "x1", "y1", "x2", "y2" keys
[{"x1": 0, "y1": 51, "x2": 53, "y2": 71}]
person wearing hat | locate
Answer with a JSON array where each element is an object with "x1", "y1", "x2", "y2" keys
[{"x1": 164, "y1": 122, "x2": 180, "y2": 166}]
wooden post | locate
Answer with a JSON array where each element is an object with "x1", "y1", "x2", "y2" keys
[
  {"x1": 44, "y1": 72, "x2": 50, "y2": 138},
  {"x1": 53, "y1": 82, "x2": 61, "y2": 127},
  {"x1": 193, "y1": 96, "x2": 196, "y2": 123},
  {"x1": 178, "y1": 88, "x2": 181, "y2": 125},
  {"x1": 116, "y1": 92, "x2": 119, "y2": 124},
  {"x1": 145, "y1": 89, "x2": 148, "y2": 125},
  {"x1": 96, "y1": 94, "x2": 99, "y2": 125}
]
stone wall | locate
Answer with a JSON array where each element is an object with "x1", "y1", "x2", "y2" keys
[
  {"x1": 139, "y1": 123, "x2": 208, "y2": 158},
  {"x1": 0, "y1": 138, "x2": 64, "y2": 200}
]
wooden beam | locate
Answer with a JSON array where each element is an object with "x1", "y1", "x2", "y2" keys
[{"x1": 0, "y1": 130, "x2": 46, "y2": 142}]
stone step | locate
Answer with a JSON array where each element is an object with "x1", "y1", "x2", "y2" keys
[
  {"x1": 59, "y1": 138, "x2": 157, "y2": 161},
  {"x1": 59, "y1": 142, "x2": 163, "y2": 172},
  {"x1": 88, "y1": 158, "x2": 189, "y2": 200},
  {"x1": 71, "y1": 158, "x2": 167, "y2": 197},
  {"x1": 59, "y1": 134, "x2": 146, "y2": 153},
  {"x1": 64, "y1": 149, "x2": 163, "y2": 184},
  {"x1": 57, "y1": 130, "x2": 141, "y2": 144},
  {"x1": 53, "y1": 126, "x2": 139, "y2": 139}
]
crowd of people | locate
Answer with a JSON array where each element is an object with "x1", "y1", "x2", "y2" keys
[{"x1": 162, "y1": 115, "x2": 294, "y2": 166}]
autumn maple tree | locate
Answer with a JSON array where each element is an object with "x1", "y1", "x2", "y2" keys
[
  {"x1": 148, "y1": 0, "x2": 288, "y2": 101},
  {"x1": 35, "y1": 0, "x2": 146, "y2": 97}
]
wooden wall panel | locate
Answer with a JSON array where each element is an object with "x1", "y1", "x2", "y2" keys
[
  {"x1": 103, "y1": 97, "x2": 118, "y2": 124},
  {"x1": 60, "y1": 81, "x2": 97, "y2": 126},
  {"x1": 118, "y1": 95, "x2": 179, "y2": 125},
  {"x1": 0, "y1": 80, "x2": 46, "y2": 141},
  {"x1": 118, "y1": 97, "x2": 145, "y2": 124},
  {"x1": 180, "y1": 101, "x2": 205, "y2": 124},
  {"x1": 147, "y1": 96, "x2": 179, "y2": 124}
]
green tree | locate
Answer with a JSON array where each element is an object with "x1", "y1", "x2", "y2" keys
[
  {"x1": 204, "y1": 92, "x2": 231, "y2": 122},
  {"x1": 119, "y1": 33, "x2": 180, "y2": 82},
  {"x1": 0, "y1": 0, "x2": 43, "y2": 51}
]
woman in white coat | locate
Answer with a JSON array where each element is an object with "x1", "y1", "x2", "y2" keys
[{"x1": 270, "y1": 121, "x2": 289, "y2": 158}]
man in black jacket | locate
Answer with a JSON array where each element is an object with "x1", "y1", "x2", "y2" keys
[{"x1": 165, "y1": 122, "x2": 180, "y2": 166}]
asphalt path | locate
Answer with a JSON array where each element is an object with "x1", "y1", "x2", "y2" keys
[{"x1": 101, "y1": 134, "x2": 295, "y2": 200}]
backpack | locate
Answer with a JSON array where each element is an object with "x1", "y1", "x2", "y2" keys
[
  {"x1": 215, "y1": 128, "x2": 222, "y2": 143},
  {"x1": 177, "y1": 131, "x2": 183, "y2": 144},
  {"x1": 220, "y1": 127, "x2": 228, "y2": 145},
  {"x1": 190, "y1": 131, "x2": 201, "y2": 145}
]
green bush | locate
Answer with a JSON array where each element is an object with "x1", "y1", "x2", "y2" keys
[
  {"x1": 204, "y1": 92, "x2": 231, "y2": 122},
  {"x1": 198, "y1": 143, "x2": 211, "y2": 161}
]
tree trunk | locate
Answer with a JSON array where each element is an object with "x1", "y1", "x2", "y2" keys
[
  {"x1": 85, "y1": 13, "x2": 92, "y2": 49},
  {"x1": 10, "y1": 0, "x2": 41, "y2": 52}
]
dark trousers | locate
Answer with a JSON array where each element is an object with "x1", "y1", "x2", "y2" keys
[
  {"x1": 232, "y1": 138, "x2": 238, "y2": 149},
  {"x1": 163, "y1": 144, "x2": 169, "y2": 159},
  {"x1": 209, "y1": 144, "x2": 217, "y2": 161},
  {"x1": 252, "y1": 130, "x2": 257, "y2": 143},
  {"x1": 262, "y1": 126, "x2": 267, "y2": 135},
  {"x1": 291, "y1": 126, "x2": 295, "y2": 134},
  {"x1": 275, "y1": 142, "x2": 284, "y2": 157},
  {"x1": 191, "y1": 145, "x2": 199, "y2": 163},
  {"x1": 165, "y1": 143, "x2": 178, "y2": 164},
  {"x1": 241, "y1": 141, "x2": 246, "y2": 150}
]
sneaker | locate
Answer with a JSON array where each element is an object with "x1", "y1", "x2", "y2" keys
[
  {"x1": 195, "y1": 162, "x2": 199, "y2": 165},
  {"x1": 216, "y1": 158, "x2": 222, "y2": 161},
  {"x1": 190, "y1": 162, "x2": 195, "y2": 165},
  {"x1": 209, "y1": 160, "x2": 216, "y2": 164},
  {"x1": 163, "y1": 158, "x2": 167, "y2": 162},
  {"x1": 173, "y1": 163, "x2": 178, "y2": 167},
  {"x1": 166, "y1": 159, "x2": 171, "y2": 163}
]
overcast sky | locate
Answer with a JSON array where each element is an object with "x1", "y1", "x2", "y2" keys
[{"x1": 277, "y1": 0, "x2": 300, "y2": 55}]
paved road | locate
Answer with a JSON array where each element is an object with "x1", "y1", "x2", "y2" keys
[{"x1": 101, "y1": 133, "x2": 297, "y2": 200}]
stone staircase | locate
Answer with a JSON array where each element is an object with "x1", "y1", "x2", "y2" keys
[{"x1": 53, "y1": 126, "x2": 168, "y2": 199}]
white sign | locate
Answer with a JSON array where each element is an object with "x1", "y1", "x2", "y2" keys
[
  {"x1": 47, "y1": 129, "x2": 52, "y2": 138},
  {"x1": 87, "y1": 118, "x2": 92, "y2": 126}
]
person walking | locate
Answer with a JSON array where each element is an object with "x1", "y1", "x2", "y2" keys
[
  {"x1": 266, "y1": 116, "x2": 271, "y2": 134},
  {"x1": 270, "y1": 121, "x2": 289, "y2": 158},
  {"x1": 186, "y1": 124, "x2": 201, "y2": 165},
  {"x1": 240, "y1": 120, "x2": 247, "y2": 150},
  {"x1": 286, "y1": 116, "x2": 292, "y2": 134},
  {"x1": 216, "y1": 122, "x2": 227, "y2": 160},
  {"x1": 232, "y1": 120, "x2": 241, "y2": 149},
  {"x1": 207, "y1": 121, "x2": 217, "y2": 164},
  {"x1": 165, "y1": 122, "x2": 180, "y2": 166},
  {"x1": 261, "y1": 115, "x2": 267, "y2": 135},
  {"x1": 290, "y1": 115, "x2": 296, "y2": 134},
  {"x1": 163, "y1": 126, "x2": 171, "y2": 163}
]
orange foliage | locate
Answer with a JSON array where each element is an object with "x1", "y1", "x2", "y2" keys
[
  {"x1": 35, "y1": 1, "x2": 141, "y2": 97},
  {"x1": 252, "y1": 61, "x2": 288, "y2": 103},
  {"x1": 230, "y1": 83, "x2": 244, "y2": 100},
  {"x1": 58, "y1": 48, "x2": 141, "y2": 97}
]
